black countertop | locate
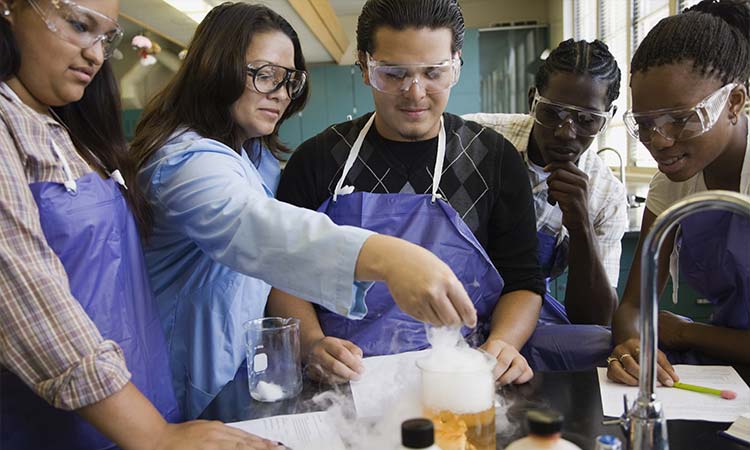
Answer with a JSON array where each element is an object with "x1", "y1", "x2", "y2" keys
[{"x1": 200, "y1": 363, "x2": 750, "y2": 450}]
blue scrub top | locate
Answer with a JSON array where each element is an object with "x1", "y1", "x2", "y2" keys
[{"x1": 138, "y1": 130, "x2": 373, "y2": 418}]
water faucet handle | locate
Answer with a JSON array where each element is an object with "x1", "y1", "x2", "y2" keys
[{"x1": 602, "y1": 394, "x2": 631, "y2": 434}]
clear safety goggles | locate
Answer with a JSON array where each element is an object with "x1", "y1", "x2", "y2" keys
[
  {"x1": 366, "y1": 53, "x2": 461, "y2": 95},
  {"x1": 624, "y1": 83, "x2": 738, "y2": 144},
  {"x1": 28, "y1": 0, "x2": 123, "y2": 60},
  {"x1": 246, "y1": 63, "x2": 307, "y2": 100},
  {"x1": 530, "y1": 90, "x2": 613, "y2": 138}
]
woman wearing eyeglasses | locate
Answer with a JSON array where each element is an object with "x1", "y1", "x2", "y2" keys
[
  {"x1": 129, "y1": 2, "x2": 477, "y2": 419},
  {"x1": 607, "y1": 0, "x2": 750, "y2": 387},
  {"x1": 0, "y1": 1, "x2": 283, "y2": 449}
]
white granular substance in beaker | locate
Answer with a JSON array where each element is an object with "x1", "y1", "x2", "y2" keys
[{"x1": 252, "y1": 381, "x2": 285, "y2": 402}]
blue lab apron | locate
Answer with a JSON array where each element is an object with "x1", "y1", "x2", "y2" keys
[
  {"x1": 664, "y1": 209, "x2": 750, "y2": 364},
  {"x1": 521, "y1": 163, "x2": 612, "y2": 372},
  {"x1": 1, "y1": 142, "x2": 180, "y2": 450},
  {"x1": 522, "y1": 159, "x2": 574, "y2": 324},
  {"x1": 315, "y1": 113, "x2": 505, "y2": 356},
  {"x1": 537, "y1": 231, "x2": 571, "y2": 324},
  {"x1": 520, "y1": 209, "x2": 612, "y2": 371}
]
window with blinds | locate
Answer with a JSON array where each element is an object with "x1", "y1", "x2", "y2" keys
[
  {"x1": 572, "y1": 0, "x2": 601, "y2": 149},
  {"x1": 677, "y1": 0, "x2": 702, "y2": 11},
  {"x1": 631, "y1": 0, "x2": 670, "y2": 167},
  {"x1": 597, "y1": 0, "x2": 631, "y2": 167},
  {"x1": 570, "y1": 0, "x2": 698, "y2": 169},
  {"x1": 574, "y1": 0, "x2": 597, "y2": 41}
]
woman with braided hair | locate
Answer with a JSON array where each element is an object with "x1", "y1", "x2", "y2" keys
[
  {"x1": 607, "y1": 0, "x2": 750, "y2": 386},
  {"x1": 465, "y1": 38, "x2": 627, "y2": 371}
]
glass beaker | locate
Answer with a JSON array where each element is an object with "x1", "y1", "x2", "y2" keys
[
  {"x1": 416, "y1": 349, "x2": 496, "y2": 450},
  {"x1": 244, "y1": 317, "x2": 302, "y2": 402}
]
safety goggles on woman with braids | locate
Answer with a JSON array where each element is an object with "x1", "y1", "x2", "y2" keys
[{"x1": 624, "y1": 83, "x2": 739, "y2": 144}]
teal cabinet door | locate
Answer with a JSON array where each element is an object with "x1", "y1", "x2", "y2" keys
[
  {"x1": 278, "y1": 112, "x2": 303, "y2": 158},
  {"x1": 352, "y1": 67, "x2": 374, "y2": 119},
  {"x1": 447, "y1": 29, "x2": 481, "y2": 115},
  {"x1": 122, "y1": 109, "x2": 142, "y2": 142},
  {"x1": 618, "y1": 235, "x2": 712, "y2": 322},
  {"x1": 549, "y1": 235, "x2": 712, "y2": 323},
  {"x1": 324, "y1": 65, "x2": 355, "y2": 125},
  {"x1": 300, "y1": 66, "x2": 331, "y2": 142}
]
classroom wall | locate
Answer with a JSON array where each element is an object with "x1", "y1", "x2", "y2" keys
[
  {"x1": 547, "y1": 0, "x2": 572, "y2": 47},
  {"x1": 461, "y1": 0, "x2": 550, "y2": 28}
]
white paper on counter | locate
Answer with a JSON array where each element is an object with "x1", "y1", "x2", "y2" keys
[
  {"x1": 723, "y1": 412, "x2": 750, "y2": 444},
  {"x1": 598, "y1": 365, "x2": 750, "y2": 422},
  {"x1": 350, "y1": 350, "x2": 427, "y2": 418},
  {"x1": 228, "y1": 411, "x2": 345, "y2": 450}
]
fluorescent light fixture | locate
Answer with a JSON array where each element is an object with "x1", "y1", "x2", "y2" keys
[{"x1": 162, "y1": 0, "x2": 212, "y2": 23}]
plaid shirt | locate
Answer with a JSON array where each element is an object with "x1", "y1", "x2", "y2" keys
[
  {"x1": 463, "y1": 113, "x2": 627, "y2": 287},
  {"x1": 0, "y1": 82, "x2": 130, "y2": 410}
]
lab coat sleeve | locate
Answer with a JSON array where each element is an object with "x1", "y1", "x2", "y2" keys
[{"x1": 149, "y1": 147, "x2": 373, "y2": 318}]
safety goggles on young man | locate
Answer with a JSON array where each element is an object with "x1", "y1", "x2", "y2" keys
[
  {"x1": 530, "y1": 90, "x2": 614, "y2": 138},
  {"x1": 246, "y1": 63, "x2": 307, "y2": 100},
  {"x1": 365, "y1": 53, "x2": 461, "y2": 95},
  {"x1": 623, "y1": 83, "x2": 738, "y2": 144},
  {"x1": 28, "y1": 0, "x2": 123, "y2": 60}
]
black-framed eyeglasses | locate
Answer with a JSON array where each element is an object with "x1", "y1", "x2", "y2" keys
[{"x1": 246, "y1": 64, "x2": 307, "y2": 100}]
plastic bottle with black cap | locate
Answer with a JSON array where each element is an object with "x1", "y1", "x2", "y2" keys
[
  {"x1": 400, "y1": 418, "x2": 442, "y2": 450},
  {"x1": 505, "y1": 409, "x2": 582, "y2": 450}
]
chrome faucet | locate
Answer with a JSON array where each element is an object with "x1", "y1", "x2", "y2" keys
[
  {"x1": 625, "y1": 190, "x2": 750, "y2": 450},
  {"x1": 597, "y1": 147, "x2": 626, "y2": 187}
]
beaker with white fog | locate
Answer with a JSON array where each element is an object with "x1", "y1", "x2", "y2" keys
[
  {"x1": 416, "y1": 343, "x2": 497, "y2": 450},
  {"x1": 244, "y1": 317, "x2": 302, "y2": 402}
]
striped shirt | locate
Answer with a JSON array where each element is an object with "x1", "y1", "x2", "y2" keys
[
  {"x1": 463, "y1": 113, "x2": 627, "y2": 287},
  {"x1": 0, "y1": 82, "x2": 130, "y2": 410}
]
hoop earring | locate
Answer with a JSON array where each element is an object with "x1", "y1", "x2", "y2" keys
[{"x1": 731, "y1": 115, "x2": 739, "y2": 126}]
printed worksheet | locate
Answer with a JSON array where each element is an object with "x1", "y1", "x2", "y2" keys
[
  {"x1": 228, "y1": 411, "x2": 345, "y2": 450},
  {"x1": 722, "y1": 412, "x2": 750, "y2": 445},
  {"x1": 598, "y1": 365, "x2": 750, "y2": 422}
]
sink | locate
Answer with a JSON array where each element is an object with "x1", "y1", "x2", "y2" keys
[{"x1": 628, "y1": 193, "x2": 646, "y2": 208}]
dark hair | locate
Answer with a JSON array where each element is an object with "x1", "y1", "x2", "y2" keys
[
  {"x1": 0, "y1": 15, "x2": 19, "y2": 80},
  {"x1": 1, "y1": 13, "x2": 149, "y2": 232},
  {"x1": 535, "y1": 39, "x2": 622, "y2": 108},
  {"x1": 356, "y1": 0, "x2": 465, "y2": 54},
  {"x1": 631, "y1": 0, "x2": 750, "y2": 84},
  {"x1": 129, "y1": 2, "x2": 308, "y2": 181}
]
